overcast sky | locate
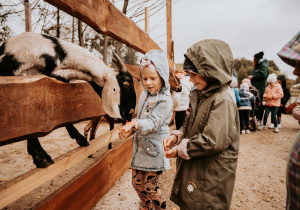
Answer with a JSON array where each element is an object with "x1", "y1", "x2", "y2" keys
[
  {"x1": 138, "y1": 0, "x2": 300, "y2": 79},
  {"x1": 9, "y1": 0, "x2": 300, "y2": 79}
]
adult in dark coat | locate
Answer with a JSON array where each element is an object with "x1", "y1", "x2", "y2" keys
[{"x1": 249, "y1": 51, "x2": 270, "y2": 125}]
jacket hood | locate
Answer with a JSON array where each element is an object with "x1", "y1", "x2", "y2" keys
[
  {"x1": 277, "y1": 74, "x2": 287, "y2": 87},
  {"x1": 184, "y1": 39, "x2": 233, "y2": 94},
  {"x1": 140, "y1": 50, "x2": 170, "y2": 92},
  {"x1": 230, "y1": 76, "x2": 238, "y2": 88},
  {"x1": 240, "y1": 82, "x2": 249, "y2": 91},
  {"x1": 242, "y1": 78, "x2": 252, "y2": 88},
  {"x1": 258, "y1": 58, "x2": 268, "y2": 65}
]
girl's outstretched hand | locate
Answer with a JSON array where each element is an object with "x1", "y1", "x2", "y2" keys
[
  {"x1": 118, "y1": 120, "x2": 138, "y2": 140},
  {"x1": 163, "y1": 135, "x2": 177, "y2": 151},
  {"x1": 165, "y1": 146, "x2": 178, "y2": 158},
  {"x1": 118, "y1": 128, "x2": 133, "y2": 140}
]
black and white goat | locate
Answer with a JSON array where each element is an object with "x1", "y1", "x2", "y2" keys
[{"x1": 0, "y1": 32, "x2": 136, "y2": 168}]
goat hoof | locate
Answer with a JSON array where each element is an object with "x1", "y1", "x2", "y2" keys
[
  {"x1": 76, "y1": 137, "x2": 89, "y2": 146},
  {"x1": 34, "y1": 159, "x2": 51, "y2": 168}
]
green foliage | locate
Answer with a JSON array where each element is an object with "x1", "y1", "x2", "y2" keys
[
  {"x1": 0, "y1": 1, "x2": 14, "y2": 43},
  {"x1": 124, "y1": 47, "x2": 138, "y2": 65},
  {"x1": 233, "y1": 58, "x2": 253, "y2": 83},
  {"x1": 234, "y1": 57, "x2": 282, "y2": 84}
]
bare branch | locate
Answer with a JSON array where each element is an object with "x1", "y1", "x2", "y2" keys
[
  {"x1": 127, "y1": 0, "x2": 147, "y2": 13},
  {"x1": 0, "y1": 9, "x2": 24, "y2": 18},
  {"x1": 129, "y1": 1, "x2": 147, "y2": 18},
  {"x1": 122, "y1": 0, "x2": 129, "y2": 15},
  {"x1": 135, "y1": 2, "x2": 166, "y2": 23},
  {"x1": 153, "y1": 33, "x2": 166, "y2": 40},
  {"x1": 131, "y1": 1, "x2": 164, "y2": 18}
]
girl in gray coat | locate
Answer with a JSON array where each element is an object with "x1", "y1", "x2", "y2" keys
[{"x1": 119, "y1": 50, "x2": 173, "y2": 210}]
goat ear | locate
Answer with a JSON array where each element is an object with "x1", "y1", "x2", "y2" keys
[{"x1": 112, "y1": 51, "x2": 127, "y2": 73}]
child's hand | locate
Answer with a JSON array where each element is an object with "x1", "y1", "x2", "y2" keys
[
  {"x1": 268, "y1": 95, "x2": 273, "y2": 99},
  {"x1": 118, "y1": 120, "x2": 138, "y2": 140},
  {"x1": 118, "y1": 128, "x2": 133, "y2": 140},
  {"x1": 163, "y1": 135, "x2": 177, "y2": 151},
  {"x1": 165, "y1": 146, "x2": 178, "y2": 158},
  {"x1": 121, "y1": 120, "x2": 138, "y2": 132}
]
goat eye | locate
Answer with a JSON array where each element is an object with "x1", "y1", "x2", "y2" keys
[{"x1": 113, "y1": 88, "x2": 116, "y2": 92}]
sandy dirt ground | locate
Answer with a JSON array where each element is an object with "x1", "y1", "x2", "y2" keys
[{"x1": 1, "y1": 114, "x2": 299, "y2": 210}]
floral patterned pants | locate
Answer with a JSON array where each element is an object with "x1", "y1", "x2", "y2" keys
[{"x1": 132, "y1": 169, "x2": 166, "y2": 210}]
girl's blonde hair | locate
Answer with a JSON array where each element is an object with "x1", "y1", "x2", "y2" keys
[{"x1": 141, "y1": 66, "x2": 157, "y2": 73}]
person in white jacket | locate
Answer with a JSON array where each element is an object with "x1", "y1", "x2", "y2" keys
[{"x1": 172, "y1": 69, "x2": 193, "y2": 129}]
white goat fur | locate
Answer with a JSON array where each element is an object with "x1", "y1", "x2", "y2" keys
[{"x1": 1, "y1": 32, "x2": 121, "y2": 118}]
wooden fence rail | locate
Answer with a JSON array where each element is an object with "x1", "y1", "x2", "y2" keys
[
  {"x1": 44, "y1": 0, "x2": 174, "y2": 68},
  {"x1": 0, "y1": 76, "x2": 104, "y2": 146}
]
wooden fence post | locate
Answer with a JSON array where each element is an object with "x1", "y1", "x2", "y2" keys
[
  {"x1": 24, "y1": 0, "x2": 31, "y2": 32},
  {"x1": 166, "y1": 0, "x2": 173, "y2": 61},
  {"x1": 145, "y1": 7, "x2": 149, "y2": 34}
]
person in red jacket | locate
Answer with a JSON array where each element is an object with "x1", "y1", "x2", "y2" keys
[{"x1": 258, "y1": 73, "x2": 283, "y2": 133}]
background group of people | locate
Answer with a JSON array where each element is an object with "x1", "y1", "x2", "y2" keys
[
  {"x1": 228, "y1": 51, "x2": 291, "y2": 135},
  {"x1": 118, "y1": 31, "x2": 300, "y2": 210}
]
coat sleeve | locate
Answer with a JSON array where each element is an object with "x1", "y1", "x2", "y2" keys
[
  {"x1": 251, "y1": 63, "x2": 269, "y2": 81},
  {"x1": 234, "y1": 88, "x2": 241, "y2": 103},
  {"x1": 186, "y1": 98, "x2": 237, "y2": 157},
  {"x1": 135, "y1": 98, "x2": 173, "y2": 135},
  {"x1": 293, "y1": 95, "x2": 300, "y2": 121},
  {"x1": 273, "y1": 86, "x2": 284, "y2": 100}
]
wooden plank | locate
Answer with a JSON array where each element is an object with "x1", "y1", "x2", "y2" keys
[
  {"x1": 44, "y1": 0, "x2": 158, "y2": 54},
  {"x1": 0, "y1": 76, "x2": 104, "y2": 146},
  {"x1": 0, "y1": 127, "x2": 121, "y2": 209},
  {"x1": 44, "y1": 0, "x2": 174, "y2": 69},
  {"x1": 34, "y1": 136, "x2": 133, "y2": 210},
  {"x1": 125, "y1": 64, "x2": 140, "y2": 81}
]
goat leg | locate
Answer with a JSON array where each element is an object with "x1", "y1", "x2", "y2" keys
[
  {"x1": 27, "y1": 138, "x2": 54, "y2": 168},
  {"x1": 66, "y1": 125, "x2": 89, "y2": 146}
]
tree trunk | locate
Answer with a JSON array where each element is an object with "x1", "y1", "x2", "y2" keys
[
  {"x1": 78, "y1": 20, "x2": 84, "y2": 47},
  {"x1": 72, "y1": 17, "x2": 75, "y2": 43},
  {"x1": 115, "y1": 0, "x2": 129, "y2": 57},
  {"x1": 56, "y1": 8, "x2": 60, "y2": 38},
  {"x1": 103, "y1": 35, "x2": 108, "y2": 65}
]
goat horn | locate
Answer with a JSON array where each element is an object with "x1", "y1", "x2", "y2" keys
[{"x1": 112, "y1": 51, "x2": 127, "y2": 73}]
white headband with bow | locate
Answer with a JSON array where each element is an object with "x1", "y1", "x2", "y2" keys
[{"x1": 140, "y1": 59, "x2": 157, "y2": 71}]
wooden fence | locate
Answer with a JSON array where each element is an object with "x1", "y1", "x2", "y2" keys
[{"x1": 0, "y1": 0, "x2": 174, "y2": 209}]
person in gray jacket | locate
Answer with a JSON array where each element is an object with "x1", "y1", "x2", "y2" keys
[
  {"x1": 163, "y1": 39, "x2": 239, "y2": 209},
  {"x1": 119, "y1": 50, "x2": 173, "y2": 210}
]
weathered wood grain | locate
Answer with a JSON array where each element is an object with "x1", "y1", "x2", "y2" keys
[
  {"x1": 0, "y1": 127, "x2": 122, "y2": 209},
  {"x1": 0, "y1": 76, "x2": 104, "y2": 145},
  {"x1": 34, "y1": 136, "x2": 133, "y2": 210},
  {"x1": 44, "y1": 0, "x2": 174, "y2": 68}
]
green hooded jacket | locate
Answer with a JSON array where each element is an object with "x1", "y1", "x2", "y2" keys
[
  {"x1": 250, "y1": 59, "x2": 270, "y2": 95},
  {"x1": 170, "y1": 39, "x2": 240, "y2": 209}
]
